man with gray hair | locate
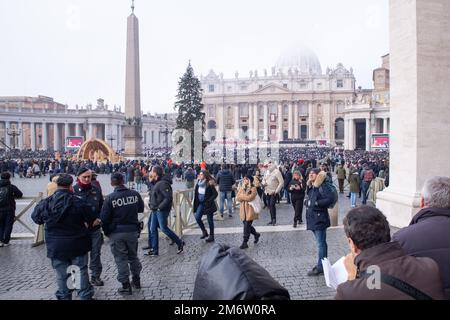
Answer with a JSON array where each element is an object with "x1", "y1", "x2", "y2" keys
[{"x1": 393, "y1": 176, "x2": 450, "y2": 299}]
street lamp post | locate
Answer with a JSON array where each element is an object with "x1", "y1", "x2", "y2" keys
[
  {"x1": 159, "y1": 114, "x2": 171, "y2": 159},
  {"x1": 106, "y1": 134, "x2": 116, "y2": 149},
  {"x1": 7, "y1": 127, "x2": 22, "y2": 150}
]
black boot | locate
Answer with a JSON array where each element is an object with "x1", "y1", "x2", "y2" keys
[
  {"x1": 267, "y1": 220, "x2": 273, "y2": 225},
  {"x1": 239, "y1": 241, "x2": 249, "y2": 249},
  {"x1": 205, "y1": 235, "x2": 215, "y2": 243},
  {"x1": 132, "y1": 276, "x2": 141, "y2": 289},
  {"x1": 272, "y1": 219, "x2": 276, "y2": 226},
  {"x1": 118, "y1": 282, "x2": 132, "y2": 295},
  {"x1": 293, "y1": 221, "x2": 297, "y2": 228},
  {"x1": 200, "y1": 230, "x2": 208, "y2": 239},
  {"x1": 254, "y1": 233, "x2": 261, "y2": 244}
]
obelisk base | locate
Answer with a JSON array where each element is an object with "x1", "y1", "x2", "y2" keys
[{"x1": 123, "y1": 125, "x2": 143, "y2": 159}]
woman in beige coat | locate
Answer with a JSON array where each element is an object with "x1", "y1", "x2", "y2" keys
[{"x1": 237, "y1": 175, "x2": 261, "y2": 249}]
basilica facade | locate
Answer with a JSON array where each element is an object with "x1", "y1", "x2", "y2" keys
[{"x1": 201, "y1": 46, "x2": 390, "y2": 150}]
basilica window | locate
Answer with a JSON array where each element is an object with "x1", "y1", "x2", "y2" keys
[
  {"x1": 259, "y1": 84, "x2": 263, "y2": 89},
  {"x1": 227, "y1": 86, "x2": 232, "y2": 92},
  {"x1": 299, "y1": 81, "x2": 307, "y2": 89},
  {"x1": 208, "y1": 84, "x2": 215, "y2": 93},
  {"x1": 239, "y1": 104, "x2": 249, "y2": 117},
  {"x1": 299, "y1": 102, "x2": 308, "y2": 115},
  {"x1": 240, "y1": 85, "x2": 247, "y2": 91},
  {"x1": 208, "y1": 105, "x2": 216, "y2": 118},
  {"x1": 336, "y1": 101, "x2": 345, "y2": 114},
  {"x1": 283, "y1": 104, "x2": 289, "y2": 117},
  {"x1": 283, "y1": 83, "x2": 288, "y2": 88},
  {"x1": 337, "y1": 80, "x2": 344, "y2": 88},
  {"x1": 316, "y1": 83, "x2": 322, "y2": 89}
]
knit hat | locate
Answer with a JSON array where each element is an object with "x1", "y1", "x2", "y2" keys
[
  {"x1": 245, "y1": 174, "x2": 254, "y2": 184},
  {"x1": 310, "y1": 168, "x2": 320, "y2": 175},
  {"x1": 77, "y1": 166, "x2": 90, "y2": 176},
  {"x1": 56, "y1": 174, "x2": 73, "y2": 187}
]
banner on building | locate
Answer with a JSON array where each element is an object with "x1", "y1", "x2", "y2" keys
[
  {"x1": 66, "y1": 136, "x2": 84, "y2": 149},
  {"x1": 372, "y1": 134, "x2": 389, "y2": 149}
]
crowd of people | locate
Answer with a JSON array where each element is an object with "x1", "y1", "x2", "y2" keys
[{"x1": 1, "y1": 145, "x2": 449, "y2": 300}]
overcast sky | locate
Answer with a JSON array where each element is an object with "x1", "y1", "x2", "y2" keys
[{"x1": 0, "y1": 0, "x2": 389, "y2": 114}]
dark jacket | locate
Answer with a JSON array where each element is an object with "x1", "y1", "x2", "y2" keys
[
  {"x1": 100, "y1": 185, "x2": 144, "y2": 236},
  {"x1": 284, "y1": 171, "x2": 293, "y2": 189},
  {"x1": 73, "y1": 183, "x2": 103, "y2": 231},
  {"x1": 288, "y1": 178, "x2": 306, "y2": 200},
  {"x1": 335, "y1": 242, "x2": 445, "y2": 300},
  {"x1": 193, "y1": 180, "x2": 218, "y2": 215},
  {"x1": 0, "y1": 179, "x2": 23, "y2": 212},
  {"x1": 31, "y1": 189, "x2": 95, "y2": 260},
  {"x1": 149, "y1": 175, "x2": 173, "y2": 212},
  {"x1": 305, "y1": 172, "x2": 333, "y2": 231},
  {"x1": 217, "y1": 170, "x2": 235, "y2": 192},
  {"x1": 193, "y1": 243, "x2": 290, "y2": 300},
  {"x1": 392, "y1": 207, "x2": 450, "y2": 299}
]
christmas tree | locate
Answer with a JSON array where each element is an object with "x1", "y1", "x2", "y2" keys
[{"x1": 174, "y1": 61, "x2": 205, "y2": 162}]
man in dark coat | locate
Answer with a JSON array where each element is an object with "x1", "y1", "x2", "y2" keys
[
  {"x1": 0, "y1": 172, "x2": 23, "y2": 247},
  {"x1": 148, "y1": 166, "x2": 184, "y2": 256},
  {"x1": 336, "y1": 206, "x2": 445, "y2": 300},
  {"x1": 217, "y1": 165, "x2": 235, "y2": 218},
  {"x1": 31, "y1": 174, "x2": 96, "y2": 300},
  {"x1": 305, "y1": 169, "x2": 334, "y2": 276},
  {"x1": 73, "y1": 167, "x2": 104, "y2": 286},
  {"x1": 392, "y1": 176, "x2": 450, "y2": 299}
]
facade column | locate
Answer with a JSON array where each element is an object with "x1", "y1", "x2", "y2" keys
[
  {"x1": 365, "y1": 117, "x2": 371, "y2": 151},
  {"x1": 348, "y1": 119, "x2": 354, "y2": 150},
  {"x1": 4, "y1": 121, "x2": 10, "y2": 146},
  {"x1": 344, "y1": 118, "x2": 349, "y2": 149},
  {"x1": 220, "y1": 105, "x2": 226, "y2": 138},
  {"x1": 30, "y1": 122, "x2": 36, "y2": 151},
  {"x1": 248, "y1": 103, "x2": 254, "y2": 140},
  {"x1": 294, "y1": 101, "x2": 299, "y2": 139},
  {"x1": 53, "y1": 123, "x2": 59, "y2": 151},
  {"x1": 64, "y1": 122, "x2": 69, "y2": 145},
  {"x1": 75, "y1": 123, "x2": 81, "y2": 137},
  {"x1": 377, "y1": 0, "x2": 450, "y2": 227},
  {"x1": 277, "y1": 102, "x2": 283, "y2": 141},
  {"x1": 253, "y1": 104, "x2": 259, "y2": 140},
  {"x1": 88, "y1": 123, "x2": 94, "y2": 139},
  {"x1": 308, "y1": 102, "x2": 314, "y2": 140},
  {"x1": 18, "y1": 122, "x2": 24, "y2": 150},
  {"x1": 42, "y1": 123, "x2": 48, "y2": 150},
  {"x1": 383, "y1": 117, "x2": 388, "y2": 134},
  {"x1": 288, "y1": 101, "x2": 294, "y2": 138},
  {"x1": 263, "y1": 103, "x2": 268, "y2": 141},
  {"x1": 234, "y1": 104, "x2": 240, "y2": 139}
]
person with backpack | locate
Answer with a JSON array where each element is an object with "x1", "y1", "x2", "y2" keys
[
  {"x1": 184, "y1": 166, "x2": 196, "y2": 189},
  {"x1": 236, "y1": 175, "x2": 261, "y2": 249},
  {"x1": 0, "y1": 172, "x2": 23, "y2": 247},
  {"x1": 348, "y1": 168, "x2": 361, "y2": 208},
  {"x1": 305, "y1": 169, "x2": 334, "y2": 276}
]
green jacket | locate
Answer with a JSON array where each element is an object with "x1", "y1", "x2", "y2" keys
[{"x1": 336, "y1": 166, "x2": 347, "y2": 180}]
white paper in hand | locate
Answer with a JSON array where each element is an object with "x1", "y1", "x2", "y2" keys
[{"x1": 321, "y1": 256, "x2": 348, "y2": 290}]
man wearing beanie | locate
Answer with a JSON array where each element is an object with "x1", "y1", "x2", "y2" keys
[
  {"x1": 32, "y1": 173, "x2": 97, "y2": 300},
  {"x1": 73, "y1": 166, "x2": 105, "y2": 286}
]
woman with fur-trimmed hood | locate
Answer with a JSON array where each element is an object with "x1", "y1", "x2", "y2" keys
[
  {"x1": 236, "y1": 175, "x2": 261, "y2": 249},
  {"x1": 305, "y1": 169, "x2": 334, "y2": 277},
  {"x1": 193, "y1": 170, "x2": 218, "y2": 243}
]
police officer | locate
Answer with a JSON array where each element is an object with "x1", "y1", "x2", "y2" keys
[
  {"x1": 73, "y1": 167, "x2": 104, "y2": 286},
  {"x1": 100, "y1": 172, "x2": 144, "y2": 295},
  {"x1": 31, "y1": 174, "x2": 97, "y2": 300}
]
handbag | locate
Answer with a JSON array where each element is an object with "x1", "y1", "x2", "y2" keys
[{"x1": 249, "y1": 194, "x2": 263, "y2": 214}]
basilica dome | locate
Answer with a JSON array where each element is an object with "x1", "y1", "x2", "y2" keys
[{"x1": 276, "y1": 44, "x2": 322, "y2": 75}]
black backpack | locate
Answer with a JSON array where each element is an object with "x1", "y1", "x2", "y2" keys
[{"x1": 0, "y1": 185, "x2": 11, "y2": 208}]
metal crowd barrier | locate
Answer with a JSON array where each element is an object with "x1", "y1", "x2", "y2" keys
[{"x1": 11, "y1": 193, "x2": 45, "y2": 247}]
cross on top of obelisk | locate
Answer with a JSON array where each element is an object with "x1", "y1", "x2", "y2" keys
[{"x1": 131, "y1": 0, "x2": 135, "y2": 13}]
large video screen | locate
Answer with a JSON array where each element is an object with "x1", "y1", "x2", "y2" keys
[
  {"x1": 66, "y1": 136, "x2": 84, "y2": 149},
  {"x1": 372, "y1": 134, "x2": 389, "y2": 149}
]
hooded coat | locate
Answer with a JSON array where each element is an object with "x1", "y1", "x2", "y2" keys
[{"x1": 305, "y1": 171, "x2": 334, "y2": 231}]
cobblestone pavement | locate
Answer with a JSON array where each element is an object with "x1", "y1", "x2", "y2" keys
[{"x1": 0, "y1": 173, "x2": 378, "y2": 300}]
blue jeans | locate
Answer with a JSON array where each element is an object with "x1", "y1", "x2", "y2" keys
[
  {"x1": 0, "y1": 211, "x2": 15, "y2": 244},
  {"x1": 150, "y1": 210, "x2": 182, "y2": 254},
  {"x1": 195, "y1": 203, "x2": 214, "y2": 235},
  {"x1": 351, "y1": 192, "x2": 358, "y2": 207},
  {"x1": 220, "y1": 191, "x2": 233, "y2": 216},
  {"x1": 284, "y1": 188, "x2": 291, "y2": 203},
  {"x1": 51, "y1": 254, "x2": 94, "y2": 300},
  {"x1": 313, "y1": 229, "x2": 328, "y2": 272},
  {"x1": 147, "y1": 212, "x2": 153, "y2": 248}
]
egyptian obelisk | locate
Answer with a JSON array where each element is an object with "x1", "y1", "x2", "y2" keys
[{"x1": 123, "y1": 0, "x2": 143, "y2": 158}]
